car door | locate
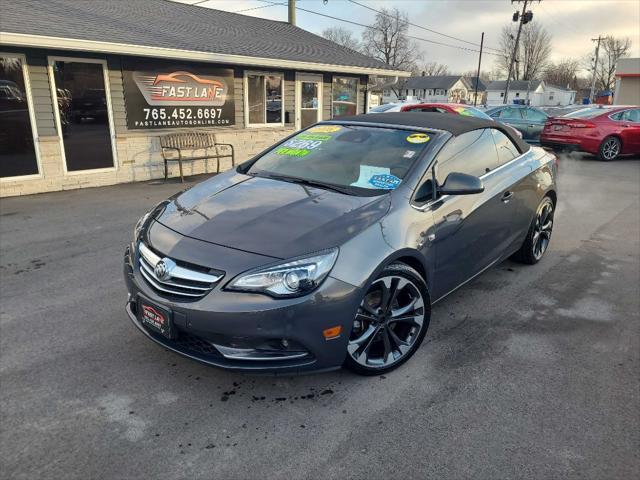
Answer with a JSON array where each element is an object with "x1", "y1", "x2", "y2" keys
[
  {"x1": 522, "y1": 108, "x2": 548, "y2": 144},
  {"x1": 429, "y1": 129, "x2": 517, "y2": 299},
  {"x1": 490, "y1": 107, "x2": 528, "y2": 140},
  {"x1": 618, "y1": 108, "x2": 640, "y2": 153}
]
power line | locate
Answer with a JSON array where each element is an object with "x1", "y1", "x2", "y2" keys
[
  {"x1": 234, "y1": 2, "x2": 287, "y2": 14},
  {"x1": 346, "y1": 0, "x2": 502, "y2": 53},
  {"x1": 254, "y1": 0, "x2": 502, "y2": 57}
]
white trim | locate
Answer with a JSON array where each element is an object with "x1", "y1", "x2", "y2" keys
[
  {"x1": 331, "y1": 75, "x2": 360, "y2": 119},
  {"x1": 243, "y1": 70, "x2": 285, "y2": 128},
  {"x1": 0, "y1": 52, "x2": 43, "y2": 182},
  {"x1": 1, "y1": 32, "x2": 411, "y2": 78},
  {"x1": 47, "y1": 56, "x2": 118, "y2": 175},
  {"x1": 295, "y1": 73, "x2": 323, "y2": 130}
]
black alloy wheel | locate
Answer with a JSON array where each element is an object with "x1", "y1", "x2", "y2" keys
[
  {"x1": 344, "y1": 263, "x2": 430, "y2": 375},
  {"x1": 513, "y1": 196, "x2": 555, "y2": 265}
]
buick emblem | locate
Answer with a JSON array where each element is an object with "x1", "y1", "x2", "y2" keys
[{"x1": 154, "y1": 257, "x2": 175, "y2": 280}]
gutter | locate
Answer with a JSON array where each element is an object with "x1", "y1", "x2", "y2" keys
[{"x1": 0, "y1": 32, "x2": 412, "y2": 78}]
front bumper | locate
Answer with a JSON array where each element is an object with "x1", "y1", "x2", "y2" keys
[{"x1": 124, "y1": 245, "x2": 362, "y2": 374}]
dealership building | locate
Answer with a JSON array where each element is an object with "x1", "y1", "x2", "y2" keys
[{"x1": 0, "y1": 0, "x2": 407, "y2": 197}]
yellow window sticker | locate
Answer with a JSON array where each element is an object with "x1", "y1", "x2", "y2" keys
[
  {"x1": 309, "y1": 125, "x2": 342, "y2": 133},
  {"x1": 406, "y1": 133, "x2": 430, "y2": 144}
]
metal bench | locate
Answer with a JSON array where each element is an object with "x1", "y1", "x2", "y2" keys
[{"x1": 159, "y1": 132, "x2": 234, "y2": 182}]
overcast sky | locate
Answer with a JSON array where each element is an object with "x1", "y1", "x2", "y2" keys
[{"x1": 175, "y1": 0, "x2": 640, "y2": 75}]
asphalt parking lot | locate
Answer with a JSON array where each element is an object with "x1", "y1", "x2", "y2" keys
[{"x1": 1, "y1": 152, "x2": 639, "y2": 480}]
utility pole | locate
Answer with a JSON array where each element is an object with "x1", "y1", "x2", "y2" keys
[
  {"x1": 589, "y1": 35, "x2": 604, "y2": 103},
  {"x1": 288, "y1": 0, "x2": 296, "y2": 26},
  {"x1": 503, "y1": 0, "x2": 538, "y2": 104},
  {"x1": 474, "y1": 32, "x2": 484, "y2": 107}
]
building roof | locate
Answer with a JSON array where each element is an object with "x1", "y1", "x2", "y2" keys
[
  {"x1": 332, "y1": 112, "x2": 530, "y2": 153},
  {"x1": 401, "y1": 76, "x2": 465, "y2": 90},
  {"x1": 487, "y1": 80, "x2": 543, "y2": 91},
  {"x1": 545, "y1": 83, "x2": 576, "y2": 92},
  {"x1": 461, "y1": 77, "x2": 487, "y2": 92},
  {"x1": 0, "y1": 0, "x2": 408, "y2": 76}
]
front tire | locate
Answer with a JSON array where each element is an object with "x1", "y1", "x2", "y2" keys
[
  {"x1": 344, "y1": 263, "x2": 431, "y2": 376},
  {"x1": 512, "y1": 196, "x2": 554, "y2": 265},
  {"x1": 598, "y1": 136, "x2": 621, "y2": 161}
]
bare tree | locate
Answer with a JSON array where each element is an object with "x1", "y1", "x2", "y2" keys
[
  {"x1": 322, "y1": 26, "x2": 361, "y2": 52},
  {"x1": 497, "y1": 23, "x2": 552, "y2": 80},
  {"x1": 544, "y1": 58, "x2": 582, "y2": 90},
  {"x1": 361, "y1": 7, "x2": 422, "y2": 77},
  {"x1": 594, "y1": 36, "x2": 631, "y2": 92},
  {"x1": 416, "y1": 61, "x2": 449, "y2": 76}
]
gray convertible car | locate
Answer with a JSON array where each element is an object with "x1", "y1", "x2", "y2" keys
[{"x1": 124, "y1": 113, "x2": 558, "y2": 375}]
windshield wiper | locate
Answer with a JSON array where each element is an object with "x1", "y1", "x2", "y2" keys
[{"x1": 250, "y1": 171, "x2": 356, "y2": 196}]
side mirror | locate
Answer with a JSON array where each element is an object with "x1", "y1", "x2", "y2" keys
[{"x1": 438, "y1": 172, "x2": 484, "y2": 195}]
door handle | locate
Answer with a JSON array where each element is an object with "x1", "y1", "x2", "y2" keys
[{"x1": 501, "y1": 191, "x2": 514, "y2": 203}]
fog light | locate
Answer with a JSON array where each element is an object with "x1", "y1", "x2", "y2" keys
[{"x1": 323, "y1": 326, "x2": 342, "y2": 340}]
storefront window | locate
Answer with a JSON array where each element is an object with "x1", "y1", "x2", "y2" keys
[
  {"x1": 246, "y1": 73, "x2": 283, "y2": 126},
  {"x1": 332, "y1": 76, "x2": 358, "y2": 118},
  {"x1": 52, "y1": 60, "x2": 114, "y2": 172},
  {"x1": 0, "y1": 55, "x2": 39, "y2": 178}
]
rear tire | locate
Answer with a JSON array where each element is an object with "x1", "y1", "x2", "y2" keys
[
  {"x1": 512, "y1": 196, "x2": 554, "y2": 265},
  {"x1": 344, "y1": 263, "x2": 431, "y2": 376},
  {"x1": 598, "y1": 136, "x2": 621, "y2": 161}
]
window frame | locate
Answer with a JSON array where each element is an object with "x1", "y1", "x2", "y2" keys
[
  {"x1": 243, "y1": 70, "x2": 285, "y2": 128},
  {"x1": 331, "y1": 75, "x2": 360, "y2": 119},
  {"x1": 0, "y1": 52, "x2": 43, "y2": 182},
  {"x1": 47, "y1": 55, "x2": 118, "y2": 176}
]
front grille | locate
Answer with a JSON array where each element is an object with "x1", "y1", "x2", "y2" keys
[{"x1": 137, "y1": 242, "x2": 223, "y2": 300}]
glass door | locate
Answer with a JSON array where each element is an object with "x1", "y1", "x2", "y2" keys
[
  {"x1": 296, "y1": 74, "x2": 322, "y2": 130},
  {"x1": 50, "y1": 58, "x2": 115, "y2": 172}
]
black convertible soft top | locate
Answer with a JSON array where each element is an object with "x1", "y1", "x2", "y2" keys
[{"x1": 334, "y1": 112, "x2": 530, "y2": 153}]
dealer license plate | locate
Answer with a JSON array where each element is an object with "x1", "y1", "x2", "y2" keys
[{"x1": 138, "y1": 297, "x2": 173, "y2": 339}]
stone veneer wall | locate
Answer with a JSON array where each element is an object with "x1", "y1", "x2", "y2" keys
[{"x1": 0, "y1": 128, "x2": 295, "y2": 197}]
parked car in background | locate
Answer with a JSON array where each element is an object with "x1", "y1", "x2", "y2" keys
[
  {"x1": 541, "y1": 106, "x2": 640, "y2": 161},
  {"x1": 367, "y1": 100, "x2": 420, "y2": 113},
  {"x1": 485, "y1": 104, "x2": 549, "y2": 144},
  {"x1": 400, "y1": 102, "x2": 523, "y2": 138},
  {"x1": 124, "y1": 113, "x2": 557, "y2": 375}
]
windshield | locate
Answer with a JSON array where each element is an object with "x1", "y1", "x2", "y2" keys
[
  {"x1": 247, "y1": 125, "x2": 435, "y2": 193},
  {"x1": 369, "y1": 104, "x2": 398, "y2": 113},
  {"x1": 450, "y1": 105, "x2": 491, "y2": 120}
]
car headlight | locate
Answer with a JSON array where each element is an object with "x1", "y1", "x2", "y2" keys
[
  {"x1": 227, "y1": 248, "x2": 339, "y2": 298},
  {"x1": 134, "y1": 211, "x2": 151, "y2": 242}
]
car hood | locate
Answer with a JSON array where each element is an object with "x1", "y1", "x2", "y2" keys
[{"x1": 154, "y1": 171, "x2": 391, "y2": 259}]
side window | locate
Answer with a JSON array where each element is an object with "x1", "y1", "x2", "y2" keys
[
  {"x1": 622, "y1": 109, "x2": 640, "y2": 123},
  {"x1": 497, "y1": 107, "x2": 523, "y2": 120},
  {"x1": 491, "y1": 129, "x2": 520, "y2": 166},
  {"x1": 610, "y1": 111, "x2": 624, "y2": 121},
  {"x1": 436, "y1": 129, "x2": 499, "y2": 182},
  {"x1": 523, "y1": 108, "x2": 547, "y2": 122}
]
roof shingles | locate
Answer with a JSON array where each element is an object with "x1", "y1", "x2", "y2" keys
[{"x1": 1, "y1": 0, "x2": 399, "y2": 72}]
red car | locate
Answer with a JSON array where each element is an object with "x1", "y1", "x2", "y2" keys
[
  {"x1": 401, "y1": 103, "x2": 523, "y2": 139},
  {"x1": 541, "y1": 106, "x2": 640, "y2": 161}
]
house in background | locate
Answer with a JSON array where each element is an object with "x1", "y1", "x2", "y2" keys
[
  {"x1": 613, "y1": 58, "x2": 640, "y2": 105},
  {"x1": 543, "y1": 84, "x2": 577, "y2": 106},
  {"x1": 461, "y1": 77, "x2": 487, "y2": 105},
  {"x1": 383, "y1": 75, "x2": 484, "y2": 104},
  {"x1": 486, "y1": 80, "x2": 576, "y2": 107},
  {"x1": 486, "y1": 80, "x2": 544, "y2": 106}
]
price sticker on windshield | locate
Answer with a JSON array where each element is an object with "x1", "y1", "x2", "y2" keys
[
  {"x1": 406, "y1": 133, "x2": 430, "y2": 144},
  {"x1": 309, "y1": 125, "x2": 342, "y2": 134}
]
